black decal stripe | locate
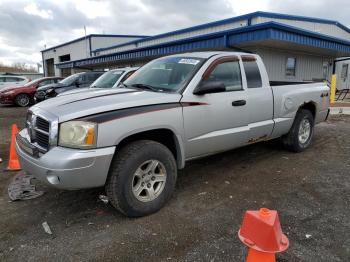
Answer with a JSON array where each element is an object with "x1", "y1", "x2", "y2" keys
[
  {"x1": 78, "y1": 102, "x2": 209, "y2": 123},
  {"x1": 181, "y1": 102, "x2": 209, "y2": 107},
  {"x1": 60, "y1": 90, "x2": 140, "y2": 106},
  {"x1": 80, "y1": 103, "x2": 180, "y2": 123}
]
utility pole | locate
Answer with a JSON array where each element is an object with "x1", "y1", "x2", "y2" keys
[{"x1": 84, "y1": 25, "x2": 89, "y2": 58}]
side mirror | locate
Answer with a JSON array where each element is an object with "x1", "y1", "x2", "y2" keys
[
  {"x1": 75, "y1": 80, "x2": 80, "y2": 87},
  {"x1": 193, "y1": 80, "x2": 226, "y2": 95}
]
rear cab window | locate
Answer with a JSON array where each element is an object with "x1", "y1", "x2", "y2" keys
[{"x1": 242, "y1": 56, "x2": 262, "y2": 88}]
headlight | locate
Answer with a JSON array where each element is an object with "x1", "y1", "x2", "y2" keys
[
  {"x1": 5, "y1": 90, "x2": 15, "y2": 94},
  {"x1": 46, "y1": 88, "x2": 54, "y2": 93},
  {"x1": 58, "y1": 121, "x2": 97, "y2": 149}
]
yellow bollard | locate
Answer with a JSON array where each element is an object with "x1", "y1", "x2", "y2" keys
[{"x1": 330, "y1": 74, "x2": 337, "y2": 104}]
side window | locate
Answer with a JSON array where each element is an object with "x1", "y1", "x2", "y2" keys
[
  {"x1": 5, "y1": 77, "x2": 17, "y2": 82},
  {"x1": 206, "y1": 61, "x2": 242, "y2": 91},
  {"x1": 38, "y1": 80, "x2": 50, "y2": 87},
  {"x1": 0, "y1": 77, "x2": 4, "y2": 82},
  {"x1": 80, "y1": 74, "x2": 88, "y2": 83},
  {"x1": 91, "y1": 73, "x2": 102, "y2": 81},
  {"x1": 243, "y1": 60, "x2": 262, "y2": 88},
  {"x1": 286, "y1": 57, "x2": 296, "y2": 76}
]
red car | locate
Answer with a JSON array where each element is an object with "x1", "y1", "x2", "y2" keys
[{"x1": 0, "y1": 77, "x2": 63, "y2": 107}]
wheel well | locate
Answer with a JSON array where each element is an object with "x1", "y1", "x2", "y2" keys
[
  {"x1": 299, "y1": 102, "x2": 316, "y2": 119},
  {"x1": 116, "y1": 129, "x2": 179, "y2": 163}
]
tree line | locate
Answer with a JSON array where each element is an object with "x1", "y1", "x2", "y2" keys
[{"x1": 0, "y1": 62, "x2": 38, "y2": 73}]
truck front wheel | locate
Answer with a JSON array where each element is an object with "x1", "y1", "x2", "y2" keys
[
  {"x1": 282, "y1": 109, "x2": 315, "y2": 152},
  {"x1": 105, "y1": 140, "x2": 177, "y2": 217}
]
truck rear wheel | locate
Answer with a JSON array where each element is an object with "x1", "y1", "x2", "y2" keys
[
  {"x1": 282, "y1": 109, "x2": 314, "y2": 152},
  {"x1": 105, "y1": 140, "x2": 177, "y2": 217}
]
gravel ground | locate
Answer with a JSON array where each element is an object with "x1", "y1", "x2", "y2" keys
[{"x1": 0, "y1": 104, "x2": 349, "y2": 262}]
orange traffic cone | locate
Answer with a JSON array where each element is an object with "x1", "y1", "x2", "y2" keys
[
  {"x1": 238, "y1": 208, "x2": 289, "y2": 262},
  {"x1": 7, "y1": 124, "x2": 21, "y2": 171}
]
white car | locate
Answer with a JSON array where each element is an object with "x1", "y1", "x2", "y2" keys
[
  {"x1": 0, "y1": 76, "x2": 29, "y2": 90},
  {"x1": 58, "y1": 67, "x2": 139, "y2": 96}
]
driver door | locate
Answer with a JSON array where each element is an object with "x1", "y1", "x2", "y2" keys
[{"x1": 181, "y1": 56, "x2": 249, "y2": 159}]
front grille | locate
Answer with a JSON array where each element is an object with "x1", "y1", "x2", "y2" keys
[
  {"x1": 36, "y1": 131, "x2": 50, "y2": 149},
  {"x1": 36, "y1": 117, "x2": 50, "y2": 132},
  {"x1": 27, "y1": 113, "x2": 51, "y2": 152}
]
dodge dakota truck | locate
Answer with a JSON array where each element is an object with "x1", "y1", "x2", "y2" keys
[{"x1": 16, "y1": 51, "x2": 330, "y2": 217}]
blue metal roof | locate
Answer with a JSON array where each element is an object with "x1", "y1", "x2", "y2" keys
[
  {"x1": 92, "y1": 11, "x2": 350, "y2": 54},
  {"x1": 56, "y1": 21, "x2": 350, "y2": 69}
]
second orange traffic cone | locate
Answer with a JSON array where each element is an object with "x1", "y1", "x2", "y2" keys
[{"x1": 7, "y1": 124, "x2": 21, "y2": 171}]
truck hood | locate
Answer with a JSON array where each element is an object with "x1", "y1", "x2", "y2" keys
[
  {"x1": 32, "y1": 88, "x2": 182, "y2": 122},
  {"x1": 58, "y1": 87, "x2": 102, "y2": 96}
]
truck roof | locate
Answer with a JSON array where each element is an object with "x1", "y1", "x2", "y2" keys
[{"x1": 166, "y1": 51, "x2": 253, "y2": 59}]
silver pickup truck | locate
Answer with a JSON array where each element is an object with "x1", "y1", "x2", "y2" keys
[{"x1": 16, "y1": 51, "x2": 330, "y2": 217}]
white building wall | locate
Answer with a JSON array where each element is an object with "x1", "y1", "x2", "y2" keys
[
  {"x1": 253, "y1": 47, "x2": 333, "y2": 82},
  {"x1": 42, "y1": 39, "x2": 90, "y2": 76},
  {"x1": 251, "y1": 17, "x2": 350, "y2": 41},
  {"x1": 42, "y1": 36, "x2": 146, "y2": 76},
  {"x1": 98, "y1": 19, "x2": 249, "y2": 55},
  {"x1": 91, "y1": 36, "x2": 142, "y2": 52}
]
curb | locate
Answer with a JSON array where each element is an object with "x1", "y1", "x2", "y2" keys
[{"x1": 329, "y1": 107, "x2": 350, "y2": 115}]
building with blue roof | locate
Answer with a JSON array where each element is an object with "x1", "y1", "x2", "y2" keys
[{"x1": 42, "y1": 11, "x2": 350, "y2": 83}]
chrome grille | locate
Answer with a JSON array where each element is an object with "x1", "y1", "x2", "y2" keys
[
  {"x1": 36, "y1": 117, "x2": 50, "y2": 132},
  {"x1": 36, "y1": 131, "x2": 50, "y2": 149},
  {"x1": 26, "y1": 111, "x2": 51, "y2": 152}
]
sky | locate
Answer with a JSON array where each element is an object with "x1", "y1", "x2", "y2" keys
[{"x1": 0, "y1": 0, "x2": 350, "y2": 69}]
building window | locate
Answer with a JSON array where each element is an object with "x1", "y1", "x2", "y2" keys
[
  {"x1": 59, "y1": 54, "x2": 71, "y2": 62},
  {"x1": 243, "y1": 60, "x2": 262, "y2": 88},
  {"x1": 341, "y1": 64, "x2": 348, "y2": 79},
  {"x1": 286, "y1": 57, "x2": 296, "y2": 76}
]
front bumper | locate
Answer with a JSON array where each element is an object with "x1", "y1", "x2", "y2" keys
[
  {"x1": 16, "y1": 128, "x2": 116, "y2": 190},
  {"x1": 0, "y1": 93, "x2": 14, "y2": 104}
]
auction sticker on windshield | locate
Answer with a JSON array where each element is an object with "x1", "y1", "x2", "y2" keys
[{"x1": 178, "y1": 59, "x2": 200, "y2": 65}]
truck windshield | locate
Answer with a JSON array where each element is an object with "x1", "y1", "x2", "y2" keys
[
  {"x1": 59, "y1": 74, "x2": 82, "y2": 85},
  {"x1": 90, "y1": 70, "x2": 124, "y2": 88},
  {"x1": 124, "y1": 57, "x2": 205, "y2": 92}
]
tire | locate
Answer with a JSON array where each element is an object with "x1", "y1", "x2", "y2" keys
[
  {"x1": 282, "y1": 109, "x2": 315, "y2": 152},
  {"x1": 106, "y1": 140, "x2": 177, "y2": 217},
  {"x1": 15, "y1": 94, "x2": 30, "y2": 107}
]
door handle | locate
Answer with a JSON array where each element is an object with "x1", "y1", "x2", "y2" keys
[{"x1": 232, "y1": 100, "x2": 246, "y2": 106}]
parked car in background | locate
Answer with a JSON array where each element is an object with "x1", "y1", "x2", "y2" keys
[
  {"x1": 0, "y1": 76, "x2": 29, "y2": 91},
  {"x1": 17, "y1": 52, "x2": 330, "y2": 217},
  {"x1": 58, "y1": 67, "x2": 139, "y2": 96},
  {"x1": 0, "y1": 77, "x2": 63, "y2": 107},
  {"x1": 34, "y1": 71, "x2": 104, "y2": 102}
]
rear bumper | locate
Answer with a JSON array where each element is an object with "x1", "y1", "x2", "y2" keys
[{"x1": 16, "y1": 128, "x2": 116, "y2": 190}]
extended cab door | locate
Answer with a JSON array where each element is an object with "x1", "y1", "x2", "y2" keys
[
  {"x1": 181, "y1": 56, "x2": 250, "y2": 159},
  {"x1": 241, "y1": 55, "x2": 274, "y2": 142}
]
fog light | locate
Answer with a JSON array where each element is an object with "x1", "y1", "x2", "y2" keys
[{"x1": 47, "y1": 175, "x2": 60, "y2": 185}]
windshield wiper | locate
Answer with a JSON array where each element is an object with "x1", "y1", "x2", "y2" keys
[{"x1": 130, "y1": 83, "x2": 160, "y2": 92}]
